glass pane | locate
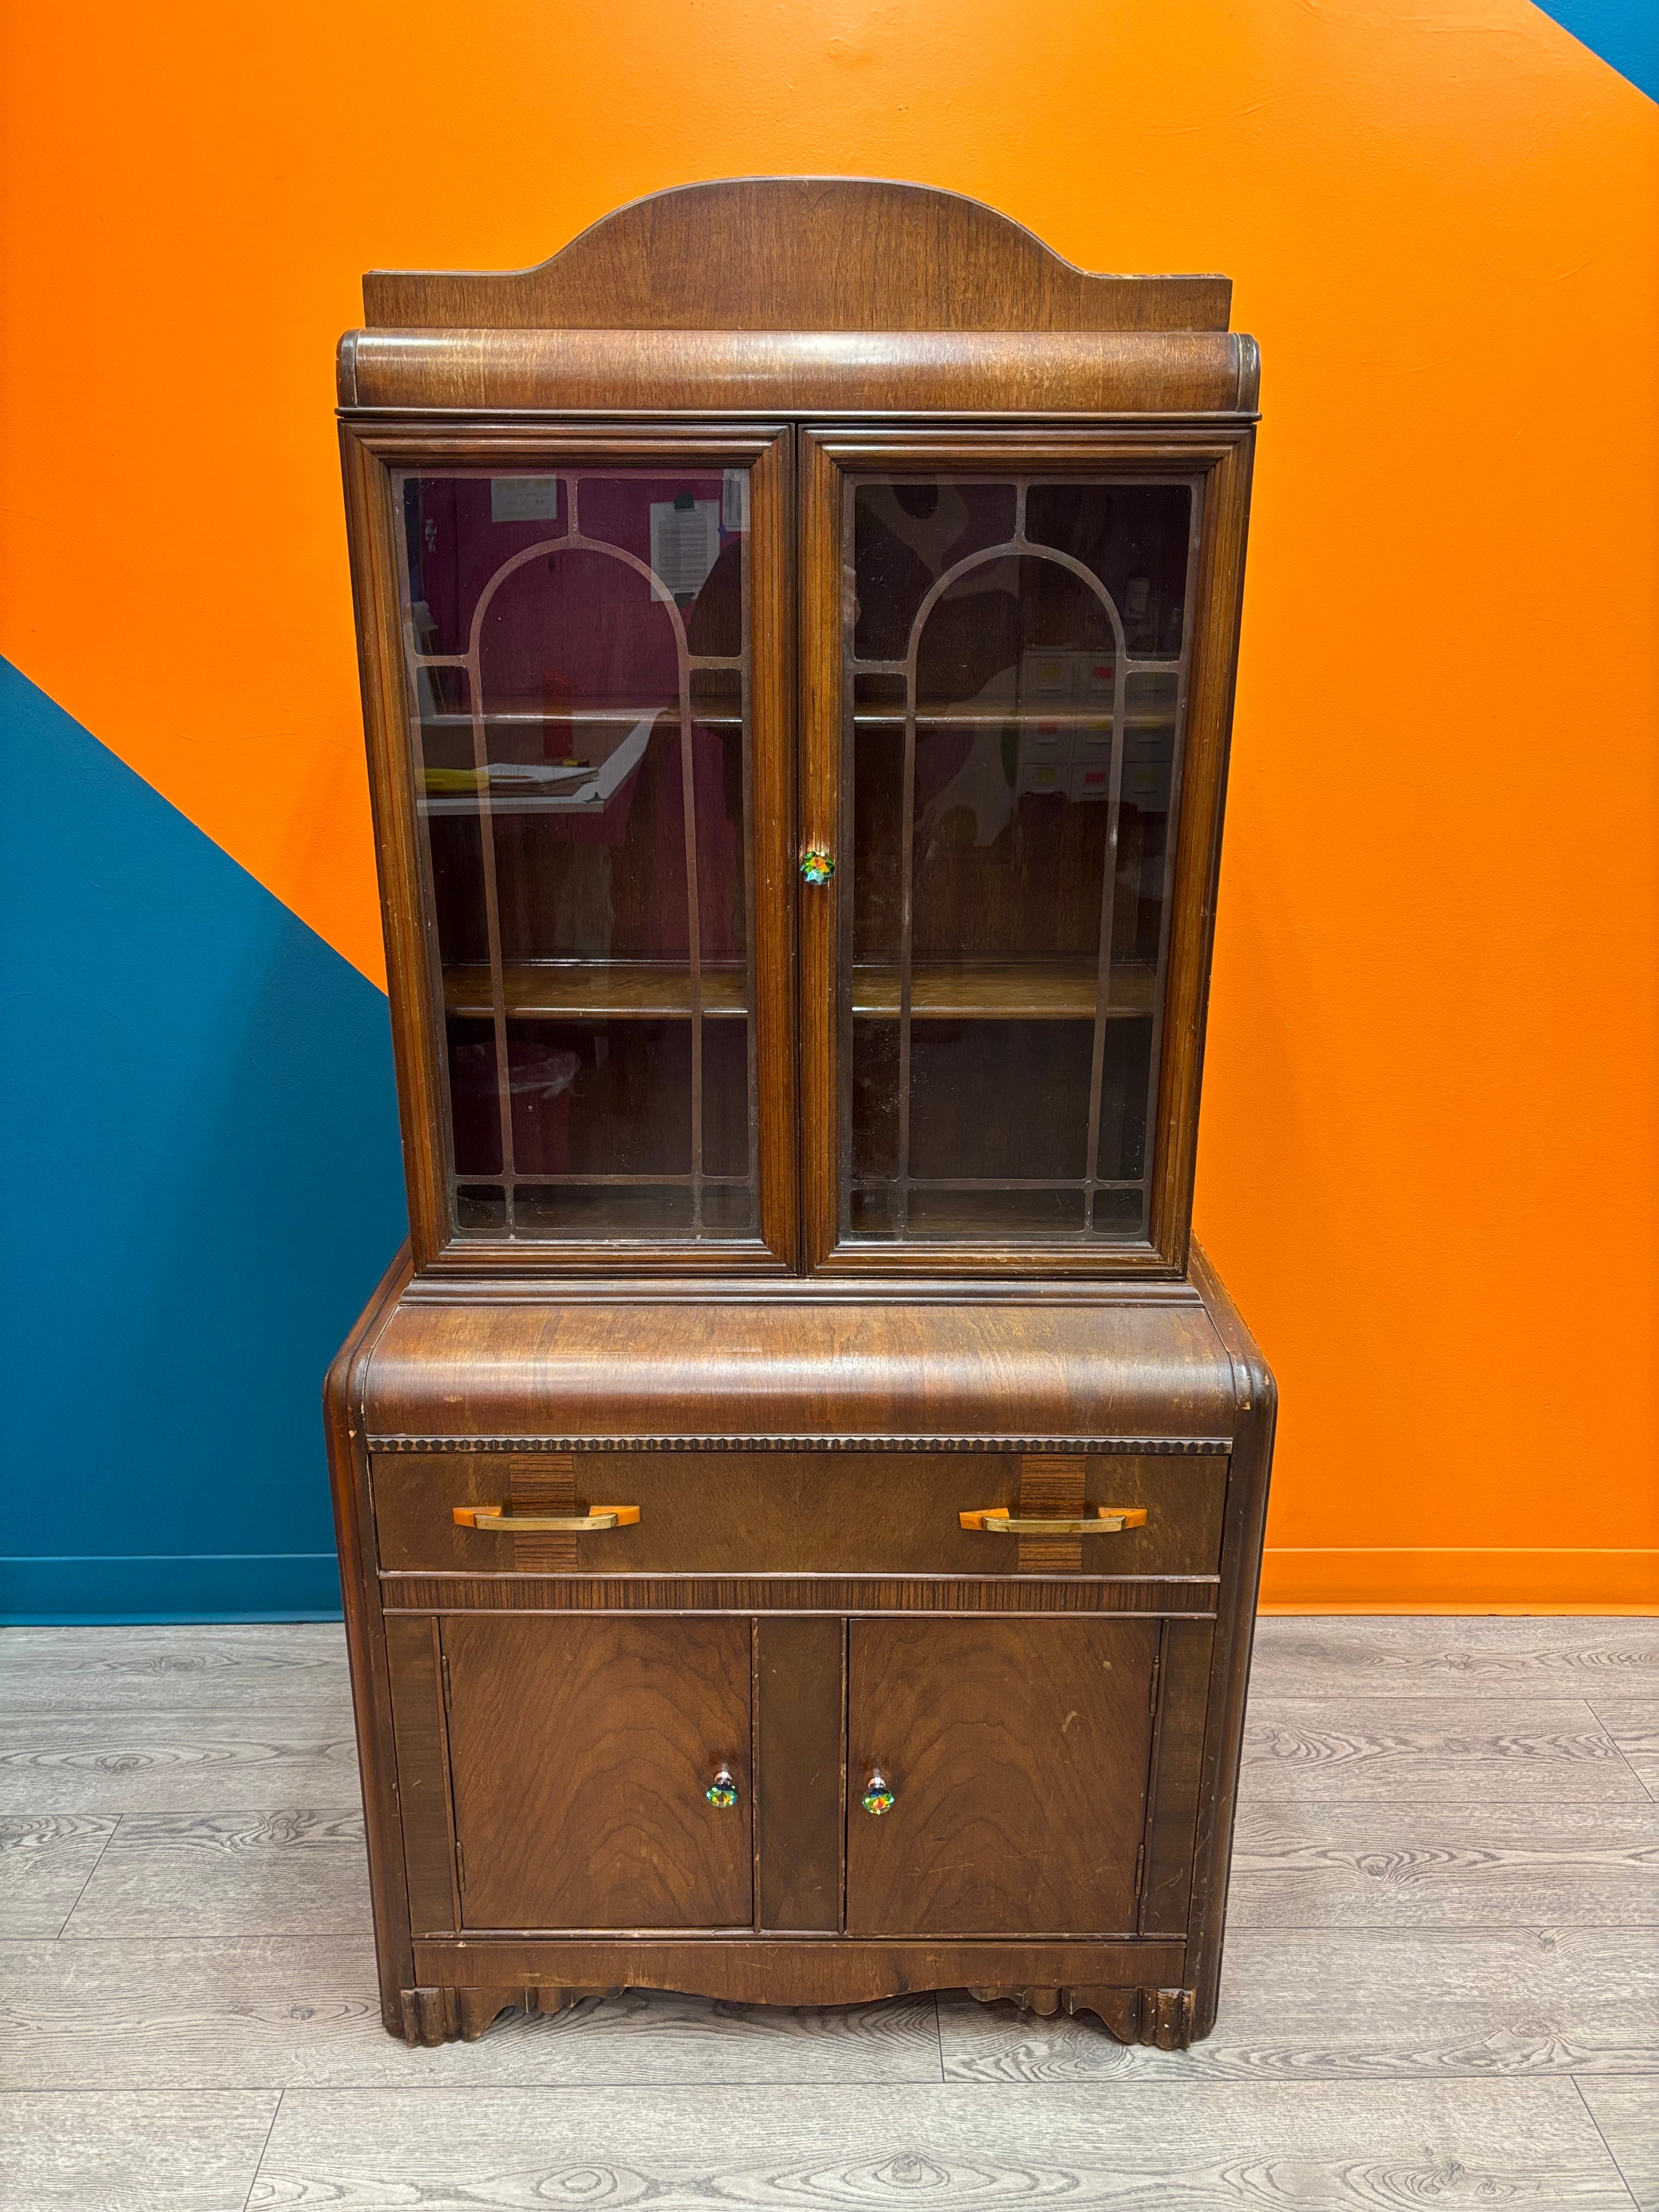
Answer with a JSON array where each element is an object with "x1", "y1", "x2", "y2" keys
[
  {"x1": 398, "y1": 467, "x2": 757, "y2": 1242},
  {"x1": 403, "y1": 475, "x2": 568, "y2": 657},
  {"x1": 852, "y1": 481, "x2": 1016, "y2": 661},
  {"x1": 1025, "y1": 483, "x2": 1192, "y2": 657},
  {"x1": 515, "y1": 1184, "x2": 696, "y2": 1234},
  {"x1": 842, "y1": 472, "x2": 1197, "y2": 1246},
  {"x1": 447, "y1": 1017, "x2": 503, "y2": 1177},
  {"x1": 910, "y1": 1021, "x2": 1094, "y2": 1179},
  {"x1": 455, "y1": 1184, "x2": 507, "y2": 1232}
]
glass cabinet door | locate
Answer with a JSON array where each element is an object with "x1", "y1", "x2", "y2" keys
[
  {"x1": 392, "y1": 455, "x2": 778, "y2": 1249},
  {"x1": 832, "y1": 466, "x2": 1201, "y2": 1251}
]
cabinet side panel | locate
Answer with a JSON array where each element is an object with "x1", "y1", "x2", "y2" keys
[
  {"x1": 1185, "y1": 1243, "x2": 1277, "y2": 2035},
  {"x1": 1141, "y1": 1617, "x2": 1214, "y2": 1934},
  {"x1": 325, "y1": 1251, "x2": 417, "y2": 2032},
  {"x1": 385, "y1": 1615, "x2": 458, "y2": 1936},
  {"x1": 756, "y1": 1616, "x2": 845, "y2": 1931},
  {"x1": 1147, "y1": 436, "x2": 1255, "y2": 1271},
  {"x1": 339, "y1": 432, "x2": 449, "y2": 1267}
]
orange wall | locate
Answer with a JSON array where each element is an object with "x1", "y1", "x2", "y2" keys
[{"x1": 3, "y1": 0, "x2": 1655, "y2": 1607}]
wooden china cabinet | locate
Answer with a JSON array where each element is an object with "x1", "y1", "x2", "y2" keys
[{"x1": 328, "y1": 178, "x2": 1274, "y2": 2049}]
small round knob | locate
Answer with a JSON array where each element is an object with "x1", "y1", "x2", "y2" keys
[
  {"x1": 705, "y1": 1765, "x2": 738, "y2": 1809},
  {"x1": 799, "y1": 848, "x2": 836, "y2": 885},
  {"x1": 861, "y1": 1770, "x2": 895, "y2": 1817}
]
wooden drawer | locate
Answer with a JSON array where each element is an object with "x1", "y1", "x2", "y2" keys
[{"x1": 371, "y1": 1448, "x2": 1227, "y2": 1581}]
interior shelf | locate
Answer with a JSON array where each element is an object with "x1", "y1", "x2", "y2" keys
[
  {"x1": 852, "y1": 709, "x2": 1174, "y2": 731},
  {"x1": 851, "y1": 959, "x2": 1157, "y2": 1020},
  {"x1": 442, "y1": 958, "x2": 1155, "y2": 1022},
  {"x1": 420, "y1": 708, "x2": 743, "y2": 729},
  {"x1": 444, "y1": 962, "x2": 750, "y2": 1020}
]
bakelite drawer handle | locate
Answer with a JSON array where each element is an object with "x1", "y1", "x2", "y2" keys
[
  {"x1": 959, "y1": 1506, "x2": 1149, "y2": 1536},
  {"x1": 452, "y1": 1504, "x2": 641, "y2": 1533}
]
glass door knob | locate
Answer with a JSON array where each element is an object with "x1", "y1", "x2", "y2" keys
[
  {"x1": 706, "y1": 1765, "x2": 739, "y2": 1809},
  {"x1": 860, "y1": 1770, "x2": 895, "y2": 1816},
  {"x1": 799, "y1": 849, "x2": 836, "y2": 885}
]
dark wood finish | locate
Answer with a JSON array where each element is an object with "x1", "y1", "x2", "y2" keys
[
  {"x1": 338, "y1": 421, "x2": 797, "y2": 1281},
  {"x1": 1017, "y1": 1452, "x2": 1088, "y2": 1572},
  {"x1": 324, "y1": 1245, "x2": 417, "y2": 2035},
  {"x1": 1152, "y1": 447, "x2": 1257, "y2": 1279},
  {"x1": 445, "y1": 961, "x2": 752, "y2": 1021},
  {"x1": 1141, "y1": 1617, "x2": 1215, "y2": 1935},
  {"x1": 383, "y1": 1615, "x2": 459, "y2": 1935},
  {"x1": 441, "y1": 1615, "x2": 753, "y2": 1930},
  {"x1": 1184, "y1": 1241, "x2": 1277, "y2": 2037},
  {"x1": 755, "y1": 1617, "x2": 844, "y2": 1931},
  {"x1": 400, "y1": 1972, "x2": 1198, "y2": 2049},
  {"x1": 359, "y1": 1296, "x2": 1240, "y2": 1439},
  {"x1": 501, "y1": 1452, "x2": 575, "y2": 1573},
  {"x1": 340, "y1": 328, "x2": 1255, "y2": 416},
  {"x1": 361, "y1": 178, "x2": 1231, "y2": 334},
  {"x1": 373, "y1": 1449, "x2": 1226, "y2": 1581},
  {"x1": 379, "y1": 1573, "x2": 1220, "y2": 1616},
  {"x1": 798, "y1": 424, "x2": 1255, "y2": 1279},
  {"x1": 965, "y1": 1982, "x2": 1197, "y2": 2044},
  {"x1": 413, "y1": 1934, "x2": 1184, "y2": 1999},
  {"x1": 846, "y1": 1618, "x2": 1158, "y2": 1937},
  {"x1": 329, "y1": 180, "x2": 1272, "y2": 2051}
]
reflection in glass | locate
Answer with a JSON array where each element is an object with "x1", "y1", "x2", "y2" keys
[
  {"x1": 842, "y1": 475, "x2": 1195, "y2": 1246},
  {"x1": 397, "y1": 468, "x2": 757, "y2": 1241}
]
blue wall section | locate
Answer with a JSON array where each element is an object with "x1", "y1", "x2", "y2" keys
[
  {"x1": 1536, "y1": 0, "x2": 1658, "y2": 99},
  {"x1": 0, "y1": 659, "x2": 408, "y2": 1622}
]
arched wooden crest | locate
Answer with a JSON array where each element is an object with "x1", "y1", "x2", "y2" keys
[{"x1": 363, "y1": 177, "x2": 1231, "y2": 334}]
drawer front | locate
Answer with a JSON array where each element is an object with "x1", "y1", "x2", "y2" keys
[{"x1": 372, "y1": 1448, "x2": 1226, "y2": 1580}]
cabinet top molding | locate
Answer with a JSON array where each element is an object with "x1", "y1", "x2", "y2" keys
[
  {"x1": 351, "y1": 1286, "x2": 1250, "y2": 1447},
  {"x1": 360, "y1": 177, "x2": 1233, "y2": 336}
]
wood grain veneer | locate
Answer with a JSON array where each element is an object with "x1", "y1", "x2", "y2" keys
[
  {"x1": 328, "y1": 178, "x2": 1273, "y2": 2051},
  {"x1": 340, "y1": 326, "x2": 1254, "y2": 416},
  {"x1": 360, "y1": 178, "x2": 1232, "y2": 335},
  {"x1": 443, "y1": 1615, "x2": 753, "y2": 1931},
  {"x1": 371, "y1": 1450, "x2": 1226, "y2": 1580},
  {"x1": 358, "y1": 1298, "x2": 1240, "y2": 1443},
  {"x1": 846, "y1": 1617, "x2": 1159, "y2": 1937}
]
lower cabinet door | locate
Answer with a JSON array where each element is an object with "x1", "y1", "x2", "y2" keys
[
  {"x1": 846, "y1": 1618, "x2": 1159, "y2": 1937},
  {"x1": 442, "y1": 1615, "x2": 753, "y2": 1931}
]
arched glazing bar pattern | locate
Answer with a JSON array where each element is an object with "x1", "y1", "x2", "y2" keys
[
  {"x1": 392, "y1": 467, "x2": 756, "y2": 1242},
  {"x1": 840, "y1": 472, "x2": 1201, "y2": 1244}
]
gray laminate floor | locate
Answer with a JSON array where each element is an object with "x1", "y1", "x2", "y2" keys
[{"x1": 1, "y1": 1616, "x2": 1655, "y2": 2209}]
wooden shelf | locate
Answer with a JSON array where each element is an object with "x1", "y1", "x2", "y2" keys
[
  {"x1": 852, "y1": 960, "x2": 1157, "y2": 1020},
  {"x1": 852, "y1": 709, "x2": 1173, "y2": 730},
  {"x1": 420, "y1": 708, "x2": 743, "y2": 730},
  {"x1": 443, "y1": 959, "x2": 1154, "y2": 1022},
  {"x1": 445, "y1": 962, "x2": 749, "y2": 1020}
]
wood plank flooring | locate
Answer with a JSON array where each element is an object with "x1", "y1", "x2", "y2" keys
[{"x1": 1, "y1": 1617, "x2": 1654, "y2": 2210}]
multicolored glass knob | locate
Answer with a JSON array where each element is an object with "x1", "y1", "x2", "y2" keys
[
  {"x1": 799, "y1": 848, "x2": 836, "y2": 885},
  {"x1": 860, "y1": 1769, "x2": 895, "y2": 1817},
  {"x1": 706, "y1": 1765, "x2": 739, "y2": 1809}
]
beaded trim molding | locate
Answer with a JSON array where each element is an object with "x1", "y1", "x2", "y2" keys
[{"x1": 365, "y1": 1433, "x2": 1233, "y2": 1455}]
